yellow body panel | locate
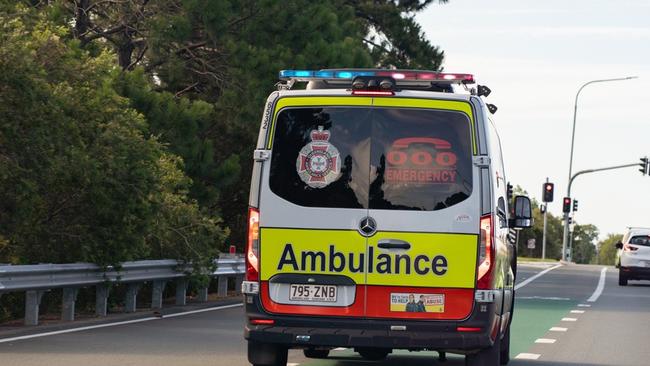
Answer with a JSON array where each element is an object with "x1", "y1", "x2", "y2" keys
[{"x1": 260, "y1": 228, "x2": 478, "y2": 289}]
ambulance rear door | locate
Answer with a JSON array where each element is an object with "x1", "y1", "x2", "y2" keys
[{"x1": 363, "y1": 98, "x2": 480, "y2": 320}]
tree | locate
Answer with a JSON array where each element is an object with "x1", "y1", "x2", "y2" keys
[
  {"x1": 598, "y1": 233, "x2": 623, "y2": 265},
  {"x1": 0, "y1": 7, "x2": 225, "y2": 267},
  {"x1": 571, "y1": 224, "x2": 599, "y2": 264},
  {"x1": 14, "y1": 0, "x2": 449, "y2": 251}
]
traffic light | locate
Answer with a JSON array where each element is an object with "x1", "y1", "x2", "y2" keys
[
  {"x1": 568, "y1": 216, "x2": 573, "y2": 224},
  {"x1": 640, "y1": 157, "x2": 649, "y2": 176},
  {"x1": 562, "y1": 197, "x2": 571, "y2": 213},
  {"x1": 506, "y1": 182, "x2": 513, "y2": 201},
  {"x1": 572, "y1": 199, "x2": 578, "y2": 212},
  {"x1": 542, "y1": 182, "x2": 554, "y2": 202}
]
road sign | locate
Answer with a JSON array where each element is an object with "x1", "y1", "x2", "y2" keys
[{"x1": 527, "y1": 238, "x2": 536, "y2": 249}]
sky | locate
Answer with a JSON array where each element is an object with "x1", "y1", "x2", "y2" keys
[{"x1": 416, "y1": 0, "x2": 650, "y2": 240}]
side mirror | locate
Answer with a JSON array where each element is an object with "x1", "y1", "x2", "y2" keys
[
  {"x1": 615, "y1": 241, "x2": 623, "y2": 249},
  {"x1": 509, "y1": 195, "x2": 533, "y2": 228}
]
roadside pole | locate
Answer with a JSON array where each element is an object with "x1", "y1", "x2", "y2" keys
[
  {"x1": 542, "y1": 205, "x2": 548, "y2": 260},
  {"x1": 561, "y1": 162, "x2": 640, "y2": 262}
]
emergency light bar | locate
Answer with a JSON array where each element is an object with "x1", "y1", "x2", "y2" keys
[{"x1": 278, "y1": 69, "x2": 475, "y2": 84}]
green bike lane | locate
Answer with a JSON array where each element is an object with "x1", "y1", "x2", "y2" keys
[{"x1": 287, "y1": 263, "x2": 602, "y2": 366}]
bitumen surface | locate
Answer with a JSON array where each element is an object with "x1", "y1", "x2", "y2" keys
[{"x1": 0, "y1": 263, "x2": 648, "y2": 366}]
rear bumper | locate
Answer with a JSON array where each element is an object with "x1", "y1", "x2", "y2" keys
[
  {"x1": 620, "y1": 266, "x2": 650, "y2": 280},
  {"x1": 244, "y1": 296, "x2": 500, "y2": 352},
  {"x1": 245, "y1": 321, "x2": 492, "y2": 351}
]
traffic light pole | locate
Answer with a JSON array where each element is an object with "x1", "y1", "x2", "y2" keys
[
  {"x1": 563, "y1": 76, "x2": 637, "y2": 262},
  {"x1": 542, "y1": 178, "x2": 549, "y2": 260},
  {"x1": 542, "y1": 207, "x2": 548, "y2": 260},
  {"x1": 561, "y1": 162, "x2": 640, "y2": 262}
]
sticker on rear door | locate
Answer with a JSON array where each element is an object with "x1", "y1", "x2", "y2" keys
[
  {"x1": 390, "y1": 293, "x2": 445, "y2": 313},
  {"x1": 296, "y1": 126, "x2": 341, "y2": 188}
]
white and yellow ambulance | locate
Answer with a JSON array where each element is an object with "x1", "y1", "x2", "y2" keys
[{"x1": 242, "y1": 69, "x2": 533, "y2": 366}]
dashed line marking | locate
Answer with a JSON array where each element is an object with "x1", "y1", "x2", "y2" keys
[
  {"x1": 550, "y1": 327, "x2": 568, "y2": 332},
  {"x1": 287, "y1": 363, "x2": 300, "y2": 366},
  {"x1": 562, "y1": 317, "x2": 578, "y2": 322},
  {"x1": 570, "y1": 310, "x2": 585, "y2": 314},
  {"x1": 515, "y1": 353, "x2": 541, "y2": 360},
  {"x1": 577, "y1": 304, "x2": 591, "y2": 307},
  {"x1": 535, "y1": 338, "x2": 557, "y2": 344},
  {"x1": 587, "y1": 267, "x2": 608, "y2": 302},
  {"x1": 332, "y1": 348, "x2": 347, "y2": 351}
]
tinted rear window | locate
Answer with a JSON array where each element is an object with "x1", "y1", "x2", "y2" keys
[
  {"x1": 269, "y1": 106, "x2": 473, "y2": 211},
  {"x1": 629, "y1": 235, "x2": 650, "y2": 246}
]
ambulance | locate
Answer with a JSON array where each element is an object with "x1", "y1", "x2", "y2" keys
[{"x1": 242, "y1": 69, "x2": 533, "y2": 366}]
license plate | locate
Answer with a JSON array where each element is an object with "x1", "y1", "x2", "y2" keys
[{"x1": 289, "y1": 284, "x2": 337, "y2": 302}]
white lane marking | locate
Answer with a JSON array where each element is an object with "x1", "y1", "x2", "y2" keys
[
  {"x1": 577, "y1": 304, "x2": 591, "y2": 307},
  {"x1": 287, "y1": 363, "x2": 300, "y2": 366},
  {"x1": 516, "y1": 296, "x2": 570, "y2": 301},
  {"x1": 0, "y1": 303, "x2": 243, "y2": 344},
  {"x1": 535, "y1": 338, "x2": 556, "y2": 344},
  {"x1": 333, "y1": 347, "x2": 347, "y2": 351},
  {"x1": 570, "y1": 310, "x2": 585, "y2": 314},
  {"x1": 587, "y1": 267, "x2": 608, "y2": 302},
  {"x1": 562, "y1": 317, "x2": 578, "y2": 322},
  {"x1": 515, "y1": 353, "x2": 541, "y2": 360},
  {"x1": 550, "y1": 327, "x2": 568, "y2": 332},
  {"x1": 161, "y1": 303, "x2": 243, "y2": 318},
  {"x1": 515, "y1": 264, "x2": 562, "y2": 290}
]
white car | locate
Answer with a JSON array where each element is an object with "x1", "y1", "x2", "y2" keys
[{"x1": 616, "y1": 227, "x2": 650, "y2": 286}]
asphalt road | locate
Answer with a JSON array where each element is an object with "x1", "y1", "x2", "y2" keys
[{"x1": 0, "y1": 263, "x2": 649, "y2": 366}]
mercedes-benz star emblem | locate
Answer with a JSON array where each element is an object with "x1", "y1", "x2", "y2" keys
[{"x1": 358, "y1": 216, "x2": 377, "y2": 237}]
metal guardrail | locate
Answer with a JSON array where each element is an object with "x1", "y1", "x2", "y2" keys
[{"x1": 0, "y1": 256, "x2": 245, "y2": 326}]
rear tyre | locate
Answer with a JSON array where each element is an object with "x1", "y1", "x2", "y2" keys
[
  {"x1": 357, "y1": 348, "x2": 390, "y2": 361},
  {"x1": 500, "y1": 324, "x2": 511, "y2": 365},
  {"x1": 303, "y1": 349, "x2": 329, "y2": 359},
  {"x1": 248, "y1": 341, "x2": 288, "y2": 366},
  {"x1": 465, "y1": 336, "x2": 501, "y2": 366},
  {"x1": 618, "y1": 271, "x2": 628, "y2": 286}
]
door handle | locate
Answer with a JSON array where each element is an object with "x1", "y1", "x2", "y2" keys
[{"x1": 377, "y1": 239, "x2": 411, "y2": 250}]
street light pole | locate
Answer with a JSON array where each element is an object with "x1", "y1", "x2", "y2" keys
[{"x1": 562, "y1": 76, "x2": 637, "y2": 262}]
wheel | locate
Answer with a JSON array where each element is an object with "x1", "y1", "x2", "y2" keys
[
  {"x1": 248, "y1": 341, "x2": 288, "y2": 366},
  {"x1": 303, "y1": 348, "x2": 329, "y2": 359},
  {"x1": 500, "y1": 324, "x2": 511, "y2": 364},
  {"x1": 357, "y1": 348, "x2": 390, "y2": 361},
  {"x1": 465, "y1": 337, "x2": 501, "y2": 366},
  {"x1": 618, "y1": 271, "x2": 628, "y2": 286}
]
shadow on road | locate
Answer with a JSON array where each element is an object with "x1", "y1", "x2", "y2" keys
[{"x1": 303, "y1": 353, "x2": 608, "y2": 366}]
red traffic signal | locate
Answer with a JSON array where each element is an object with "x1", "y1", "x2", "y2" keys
[
  {"x1": 542, "y1": 182, "x2": 554, "y2": 202},
  {"x1": 562, "y1": 197, "x2": 571, "y2": 213}
]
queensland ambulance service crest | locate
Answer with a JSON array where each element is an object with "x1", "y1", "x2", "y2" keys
[{"x1": 296, "y1": 126, "x2": 341, "y2": 188}]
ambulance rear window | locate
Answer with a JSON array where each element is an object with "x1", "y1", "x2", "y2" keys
[{"x1": 269, "y1": 106, "x2": 473, "y2": 211}]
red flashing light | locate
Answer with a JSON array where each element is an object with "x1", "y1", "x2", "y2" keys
[
  {"x1": 246, "y1": 207, "x2": 260, "y2": 281},
  {"x1": 351, "y1": 90, "x2": 395, "y2": 96}
]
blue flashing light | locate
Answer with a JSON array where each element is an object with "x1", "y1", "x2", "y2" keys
[
  {"x1": 279, "y1": 69, "x2": 378, "y2": 80},
  {"x1": 279, "y1": 70, "x2": 315, "y2": 78},
  {"x1": 314, "y1": 71, "x2": 334, "y2": 78}
]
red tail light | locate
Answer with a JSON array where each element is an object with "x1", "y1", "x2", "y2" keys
[
  {"x1": 457, "y1": 326, "x2": 482, "y2": 332},
  {"x1": 250, "y1": 318, "x2": 274, "y2": 325},
  {"x1": 623, "y1": 244, "x2": 638, "y2": 252},
  {"x1": 246, "y1": 207, "x2": 260, "y2": 281},
  {"x1": 477, "y1": 214, "x2": 495, "y2": 289}
]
